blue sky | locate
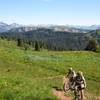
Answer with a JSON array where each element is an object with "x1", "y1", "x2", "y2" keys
[{"x1": 0, "y1": 0, "x2": 100, "y2": 25}]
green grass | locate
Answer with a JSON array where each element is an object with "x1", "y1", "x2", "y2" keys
[{"x1": 0, "y1": 39, "x2": 100, "y2": 100}]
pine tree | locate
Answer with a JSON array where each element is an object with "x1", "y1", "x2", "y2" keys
[
  {"x1": 17, "y1": 38, "x2": 23, "y2": 47},
  {"x1": 85, "y1": 39, "x2": 97, "y2": 51},
  {"x1": 35, "y1": 41, "x2": 40, "y2": 51}
]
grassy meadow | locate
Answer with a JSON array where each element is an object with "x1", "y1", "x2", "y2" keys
[{"x1": 0, "y1": 39, "x2": 100, "y2": 100}]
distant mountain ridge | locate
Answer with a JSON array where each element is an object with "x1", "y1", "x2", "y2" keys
[
  {"x1": 0, "y1": 21, "x2": 100, "y2": 33},
  {"x1": 73, "y1": 25, "x2": 100, "y2": 30},
  {"x1": 0, "y1": 22, "x2": 21, "y2": 32}
]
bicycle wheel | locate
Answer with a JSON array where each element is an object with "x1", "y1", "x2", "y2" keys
[{"x1": 63, "y1": 81, "x2": 70, "y2": 92}]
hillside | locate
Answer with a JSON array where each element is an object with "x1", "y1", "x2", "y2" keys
[
  {"x1": 0, "y1": 28, "x2": 100, "y2": 51},
  {"x1": 0, "y1": 39, "x2": 100, "y2": 99},
  {"x1": 0, "y1": 22, "x2": 100, "y2": 51}
]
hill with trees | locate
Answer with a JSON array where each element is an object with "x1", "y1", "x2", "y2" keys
[{"x1": 0, "y1": 28, "x2": 100, "y2": 51}]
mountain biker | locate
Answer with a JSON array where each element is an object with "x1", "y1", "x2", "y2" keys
[
  {"x1": 65, "y1": 68, "x2": 76, "y2": 89},
  {"x1": 75, "y1": 71, "x2": 86, "y2": 90},
  {"x1": 74, "y1": 71, "x2": 86, "y2": 100}
]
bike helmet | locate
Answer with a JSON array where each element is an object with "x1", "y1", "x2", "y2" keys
[
  {"x1": 77, "y1": 71, "x2": 83, "y2": 75},
  {"x1": 69, "y1": 67, "x2": 72, "y2": 71}
]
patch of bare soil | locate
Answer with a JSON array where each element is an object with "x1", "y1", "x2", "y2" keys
[{"x1": 52, "y1": 88, "x2": 72, "y2": 100}]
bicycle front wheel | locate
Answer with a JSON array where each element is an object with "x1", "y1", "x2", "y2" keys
[{"x1": 63, "y1": 82, "x2": 70, "y2": 92}]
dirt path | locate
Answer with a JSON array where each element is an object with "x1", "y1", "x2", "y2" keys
[
  {"x1": 52, "y1": 89, "x2": 72, "y2": 100},
  {"x1": 52, "y1": 76, "x2": 72, "y2": 100}
]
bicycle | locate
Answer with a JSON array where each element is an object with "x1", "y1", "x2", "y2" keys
[{"x1": 63, "y1": 76, "x2": 84, "y2": 100}]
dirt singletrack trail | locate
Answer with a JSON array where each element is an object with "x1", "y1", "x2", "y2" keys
[
  {"x1": 52, "y1": 89, "x2": 72, "y2": 100},
  {"x1": 52, "y1": 76, "x2": 72, "y2": 100}
]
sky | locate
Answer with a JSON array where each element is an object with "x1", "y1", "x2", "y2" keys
[{"x1": 0, "y1": 0, "x2": 100, "y2": 25}]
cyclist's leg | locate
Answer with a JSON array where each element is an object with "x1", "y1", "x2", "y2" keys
[
  {"x1": 80, "y1": 89, "x2": 84, "y2": 100},
  {"x1": 74, "y1": 86, "x2": 79, "y2": 100},
  {"x1": 74, "y1": 89, "x2": 77, "y2": 100}
]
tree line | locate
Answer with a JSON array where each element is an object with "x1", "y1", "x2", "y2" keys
[{"x1": 0, "y1": 28, "x2": 100, "y2": 52}]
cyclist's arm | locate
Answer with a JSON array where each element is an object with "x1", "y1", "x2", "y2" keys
[{"x1": 82, "y1": 76, "x2": 86, "y2": 88}]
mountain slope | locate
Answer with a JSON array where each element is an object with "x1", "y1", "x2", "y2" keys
[
  {"x1": 0, "y1": 39, "x2": 100, "y2": 99},
  {"x1": 1, "y1": 28, "x2": 100, "y2": 50},
  {"x1": 0, "y1": 28, "x2": 88, "y2": 50}
]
